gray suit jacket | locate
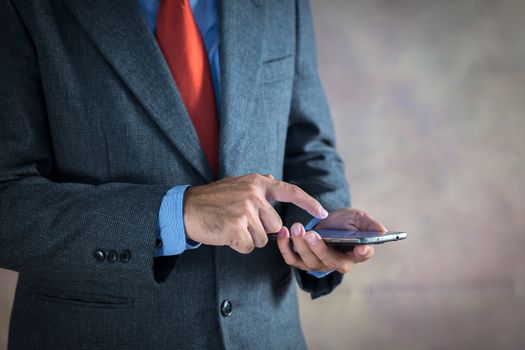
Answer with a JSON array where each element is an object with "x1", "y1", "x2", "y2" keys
[{"x1": 0, "y1": 0, "x2": 350, "y2": 349}]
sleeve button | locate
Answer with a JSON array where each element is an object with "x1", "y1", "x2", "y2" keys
[
  {"x1": 107, "y1": 249, "x2": 118, "y2": 263},
  {"x1": 93, "y1": 249, "x2": 106, "y2": 262},
  {"x1": 119, "y1": 249, "x2": 131, "y2": 263}
]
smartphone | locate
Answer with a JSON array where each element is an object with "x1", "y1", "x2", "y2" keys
[
  {"x1": 269, "y1": 229, "x2": 406, "y2": 251},
  {"x1": 316, "y1": 229, "x2": 407, "y2": 245}
]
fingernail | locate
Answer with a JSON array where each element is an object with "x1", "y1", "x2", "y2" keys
[
  {"x1": 306, "y1": 233, "x2": 317, "y2": 245},
  {"x1": 278, "y1": 227, "x2": 287, "y2": 238},
  {"x1": 292, "y1": 224, "x2": 302, "y2": 236},
  {"x1": 319, "y1": 208, "x2": 329, "y2": 219}
]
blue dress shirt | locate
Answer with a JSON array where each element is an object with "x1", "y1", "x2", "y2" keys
[{"x1": 138, "y1": 0, "x2": 331, "y2": 278}]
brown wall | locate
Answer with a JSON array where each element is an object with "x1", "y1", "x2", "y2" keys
[
  {"x1": 1, "y1": 1, "x2": 524, "y2": 349},
  {"x1": 299, "y1": 1, "x2": 525, "y2": 349}
]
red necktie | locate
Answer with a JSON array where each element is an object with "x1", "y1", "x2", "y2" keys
[{"x1": 156, "y1": 0, "x2": 219, "y2": 176}]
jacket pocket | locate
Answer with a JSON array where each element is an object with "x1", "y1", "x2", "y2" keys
[
  {"x1": 260, "y1": 54, "x2": 294, "y2": 83},
  {"x1": 29, "y1": 288, "x2": 134, "y2": 308}
]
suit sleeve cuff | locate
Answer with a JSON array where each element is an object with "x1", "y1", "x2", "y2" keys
[{"x1": 155, "y1": 185, "x2": 201, "y2": 257}]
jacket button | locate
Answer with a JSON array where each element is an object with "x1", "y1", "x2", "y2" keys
[
  {"x1": 155, "y1": 238, "x2": 162, "y2": 249},
  {"x1": 93, "y1": 249, "x2": 106, "y2": 262},
  {"x1": 220, "y1": 300, "x2": 232, "y2": 317},
  {"x1": 107, "y1": 249, "x2": 118, "y2": 263},
  {"x1": 119, "y1": 249, "x2": 131, "y2": 263}
]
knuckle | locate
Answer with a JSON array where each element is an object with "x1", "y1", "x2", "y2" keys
[
  {"x1": 247, "y1": 191, "x2": 261, "y2": 204},
  {"x1": 268, "y1": 219, "x2": 283, "y2": 233},
  {"x1": 289, "y1": 184, "x2": 301, "y2": 194},
  {"x1": 254, "y1": 234, "x2": 268, "y2": 248},
  {"x1": 229, "y1": 230, "x2": 245, "y2": 244},
  {"x1": 270, "y1": 223, "x2": 282, "y2": 234},
  {"x1": 245, "y1": 183, "x2": 260, "y2": 197},
  {"x1": 241, "y1": 197, "x2": 252, "y2": 210},
  {"x1": 247, "y1": 173, "x2": 264, "y2": 184},
  {"x1": 244, "y1": 243, "x2": 255, "y2": 254},
  {"x1": 230, "y1": 217, "x2": 245, "y2": 229},
  {"x1": 338, "y1": 263, "x2": 351, "y2": 274},
  {"x1": 234, "y1": 239, "x2": 254, "y2": 254},
  {"x1": 354, "y1": 209, "x2": 365, "y2": 216},
  {"x1": 229, "y1": 235, "x2": 241, "y2": 248},
  {"x1": 357, "y1": 210, "x2": 369, "y2": 221},
  {"x1": 229, "y1": 238, "x2": 240, "y2": 249}
]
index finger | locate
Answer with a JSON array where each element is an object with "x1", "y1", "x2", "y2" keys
[{"x1": 265, "y1": 181, "x2": 328, "y2": 219}]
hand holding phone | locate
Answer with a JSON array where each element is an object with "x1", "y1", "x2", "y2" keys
[
  {"x1": 270, "y1": 229, "x2": 406, "y2": 251},
  {"x1": 316, "y1": 229, "x2": 406, "y2": 251},
  {"x1": 274, "y1": 208, "x2": 398, "y2": 274}
]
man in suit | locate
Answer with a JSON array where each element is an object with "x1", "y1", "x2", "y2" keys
[{"x1": 0, "y1": 0, "x2": 386, "y2": 349}]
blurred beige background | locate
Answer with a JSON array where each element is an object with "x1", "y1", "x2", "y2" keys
[
  {"x1": 299, "y1": 0, "x2": 525, "y2": 349},
  {"x1": 1, "y1": 0, "x2": 525, "y2": 349}
]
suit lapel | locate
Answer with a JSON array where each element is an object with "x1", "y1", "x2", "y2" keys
[
  {"x1": 65, "y1": 0, "x2": 213, "y2": 182},
  {"x1": 218, "y1": 0, "x2": 265, "y2": 177}
]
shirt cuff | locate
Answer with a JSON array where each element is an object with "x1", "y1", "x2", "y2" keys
[
  {"x1": 304, "y1": 217, "x2": 321, "y2": 231},
  {"x1": 308, "y1": 270, "x2": 333, "y2": 279},
  {"x1": 155, "y1": 185, "x2": 201, "y2": 257},
  {"x1": 305, "y1": 217, "x2": 335, "y2": 279}
]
